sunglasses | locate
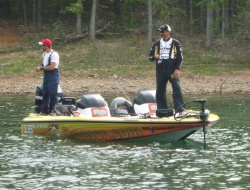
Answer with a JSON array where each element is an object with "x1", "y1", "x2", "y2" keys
[{"x1": 160, "y1": 31, "x2": 166, "y2": 33}]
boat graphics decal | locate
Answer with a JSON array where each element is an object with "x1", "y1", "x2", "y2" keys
[
  {"x1": 22, "y1": 123, "x2": 61, "y2": 136},
  {"x1": 142, "y1": 126, "x2": 175, "y2": 130},
  {"x1": 62, "y1": 127, "x2": 143, "y2": 141},
  {"x1": 91, "y1": 107, "x2": 109, "y2": 117},
  {"x1": 148, "y1": 103, "x2": 157, "y2": 113}
]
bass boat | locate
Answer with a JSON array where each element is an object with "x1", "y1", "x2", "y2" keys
[{"x1": 21, "y1": 88, "x2": 219, "y2": 142}]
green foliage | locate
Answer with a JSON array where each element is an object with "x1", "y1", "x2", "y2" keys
[
  {"x1": 208, "y1": 1, "x2": 217, "y2": 10},
  {"x1": 195, "y1": 0, "x2": 207, "y2": 7},
  {"x1": 60, "y1": 2, "x2": 84, "y2": 14},
  {"x1": 125, "y1": 0, "x2": 147, "y2": 4}
]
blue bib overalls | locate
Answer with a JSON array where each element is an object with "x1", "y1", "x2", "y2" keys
[{"x1": 41, "y1": 68, "x2": 60, "y2": 114}]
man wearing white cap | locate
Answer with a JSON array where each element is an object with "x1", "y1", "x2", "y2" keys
[
  {"x1": 36, "y1": 38, "x2": 60, "y2": 115},
  {"x1": 149, "y1": 24, "x2": 186, "y2": 117}
]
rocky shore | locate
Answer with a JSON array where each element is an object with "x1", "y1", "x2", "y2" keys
[{"x1": 1, "y1": 71, "x2": 249, "y2": 96}]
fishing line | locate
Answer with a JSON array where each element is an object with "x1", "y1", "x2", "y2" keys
[
  {"x1": 0, "y1": 118, "x2": 22, "y2": 122},
  {"x1": 0, "y1": 71, "x2": 37, "y2": 93},
  {"x1": 113, "y1": 74, "x2": 132, "y2": 103}
]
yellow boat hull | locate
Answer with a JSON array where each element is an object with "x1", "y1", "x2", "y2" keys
[{"x1": 21, "y1": 111, "x2": 219, "y2": 142}]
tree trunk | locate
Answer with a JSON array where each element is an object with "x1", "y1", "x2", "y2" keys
[
  {"x1": 6, "y1": 0, "x2": 11, "y2": 15},
  {"x1": 222, "y1": 3, "x2": 225, "y2": 40},
  {"x1": 114, "y1": 0, "x2": 121, "y2": 16},
  {"x1": 215, "y1": 0, "x2": 220, "y2": 33},
  {"x1": 89, "y1": 0, "x2": 97, "y2": 41},
  {"x1": 189, "y1": 0, "x2": 193, "y2": 37},
  {"x1": 37, "y1": 0, "x2": 41, "y2": 33},
  {"x1": 199, "y1": 4, "x2": 205, "y2": 33},
  {"x1": 148, "y1": 0, "x2": 153, "y2": 48},
  {"x1": 76, "y1": 13, "x2": 82, "y2": 35},
  {"x1": 22, "y1": 0, "x2": 27, "y2": 26},
  {"x1": 206, "y1": 0, "x2": 213, "y2": 49},
  {"x1": 33, "y1": 0, "x2": 36, "y2": 27},
  {"x1": 224, "y1": 0, "x2": 229, "y2": 33},
  {"x1": 76, "y1": 0, "x2": 82, "y2": 35},
  {"x1": 230, "y1": 0, "x2": 234, "y2": 29}
]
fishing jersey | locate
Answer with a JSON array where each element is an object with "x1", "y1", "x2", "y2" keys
[{"x1": 149, "y1": 37, "x2": 183, "y2": 69}]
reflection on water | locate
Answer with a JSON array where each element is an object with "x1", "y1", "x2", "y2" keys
[{"x1": 0, "y1": 94, "x2": 249, "y2": 189}]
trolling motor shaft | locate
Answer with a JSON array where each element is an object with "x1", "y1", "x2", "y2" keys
[{"x1": 193, "y1": 98, "x2": 208, "y2": 148}]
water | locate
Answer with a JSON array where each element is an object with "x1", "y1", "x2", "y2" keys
[{"x1": 0, "y1": 94, "x2": 249, "y2": 189}]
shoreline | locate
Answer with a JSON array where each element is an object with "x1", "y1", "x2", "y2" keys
[{"x1": 1, "y1": 71, "x2": 249, "y2": 95}]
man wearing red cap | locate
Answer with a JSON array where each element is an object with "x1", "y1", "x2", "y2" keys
[
  {"x1": 36, "y1": 38, "x2": 60, "y2": 115},
  {"x1": 149, "y1": 24, "x2": 186, "y2": 117}
]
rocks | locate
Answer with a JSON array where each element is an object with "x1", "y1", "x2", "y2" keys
[{"x1": 0, "y1": 71, "x2": 249, "y2": 95}]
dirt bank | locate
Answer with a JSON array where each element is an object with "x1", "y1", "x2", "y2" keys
[{"x1": 0, "y1": 71, "x2": 249, "y2": 95}]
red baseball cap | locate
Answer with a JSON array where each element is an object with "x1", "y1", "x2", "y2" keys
[{"x1": 38, "y1": 39, "x2": 52, "y2": 46}]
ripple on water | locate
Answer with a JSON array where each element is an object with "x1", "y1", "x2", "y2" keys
[{"x1": 0, "y1": 95, "x2": 250, "y2": 189}]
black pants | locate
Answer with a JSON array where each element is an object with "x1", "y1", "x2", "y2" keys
[{"x1": 156, "y1": 59, "x2": 185, "y2": 112}]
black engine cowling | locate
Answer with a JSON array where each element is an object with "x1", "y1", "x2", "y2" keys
[{"x1": 76, "y1": 93, "x2": 107, "y2": 109}]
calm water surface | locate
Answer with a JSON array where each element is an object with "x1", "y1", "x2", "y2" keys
[{"x1": 0, "y1": 94, "x2": 249, "y2": 190}]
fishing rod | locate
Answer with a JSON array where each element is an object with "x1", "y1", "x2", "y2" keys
[
  {"x1": 0, "y1": 71, "x2": 37, "y2": 93},
  {"x1": 113, "y1": 74, "x2": 132, "y2": 103}
]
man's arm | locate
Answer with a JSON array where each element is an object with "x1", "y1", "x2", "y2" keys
[
  {"x1": 174, "y1": 40, "x2": 183, "y2": 69},
  {"x1": 36, "y1": 62, "x2": 56, "y2": 72},
  {"x1": 149, "y1": 41, "x2": 160, "y2": 61}
]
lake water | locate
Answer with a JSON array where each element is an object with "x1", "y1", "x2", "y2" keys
[{"x1": 0, "y1": 94, "x2": 249, "y2": 189}]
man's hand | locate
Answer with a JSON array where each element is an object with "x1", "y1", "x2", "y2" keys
[
  {"x1": 36, "y1": 67, "x2": 43, "y2": 72},
  {"x1": 172, "y1": 69, "x2": 180, "y2": 79},
  {"x1": 154, "y1": 54, "x2": 160, "y2": 60}
]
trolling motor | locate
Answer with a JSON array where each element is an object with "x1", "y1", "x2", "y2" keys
[
  {"x1": 174, "y1": 98, "x2": 210, "y2": 149},
  {"x1": 192, "y1": 98, "x2": 209, "y2": 148}
]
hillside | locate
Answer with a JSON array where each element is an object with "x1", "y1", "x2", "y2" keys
[{"x1": 0, "y1": 27, "x2": 249, "y2": 95}]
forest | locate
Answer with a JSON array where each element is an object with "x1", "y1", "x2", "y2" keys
[
  {"x1": 0, "y1": 0, "x2": 249, "y2": 48},
  {"x1": 0, "y1": 0, "x2": 249, "y2": 79}
]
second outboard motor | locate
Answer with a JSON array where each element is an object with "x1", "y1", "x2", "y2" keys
[
  {"x1": 76, "y1": 93, "x2": 110, "y2": 117},
  {"x1": 77, "y1": 93, "x2": 107, "y2": 109},
  {"x1": 133, "y1": 89, "x2": 156, "y2": 105},
  {"x1": 35, "y1": 85, "x2": 64, "y2": 113},
  {"x1": 133, "y1": 89, "x2": 157, "y2": 115}
]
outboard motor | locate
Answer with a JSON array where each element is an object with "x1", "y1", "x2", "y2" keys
[
  {"x1": 76, "y1": 93, "x2": 110, "y2": 117},
  {"x1": 110, "y1": 97, "x2": 135, "y2": 117},
  {"x1": 35, "y1": 85, "x2": 64, "y2": 113},
  {"x1": 133, "y1": 89, "x2": 157, "y2": 115}
]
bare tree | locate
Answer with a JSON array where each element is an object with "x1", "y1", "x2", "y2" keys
[
  {"x1": 37, "y1": 0, "x2": 41, "y2": 33},
  {"x1": 114, "y1": 0, "x2": 121, "y2": 16},
  {"x1": 199, "y1": 3, "x2": 205, "y2": 33},
  {"x1": 22, "y1": 0, "x2": 27, "y2": 26},
  {"x1": 76, "y1": 0, "x2": 82, "y2": 35},
  {"x1": 89, "y1": 0, "x2": 97, "y2": 41},
  {"x1": 224, "y1": 0, "x2": 229, "y2": 33},
  {"x1": 215, "y1": 0, "x2": 220, "y2": 32},
  {"x1": 206, "y1": 0, "x2": 214, "y2": 49},
  {"x1": 32, "y1": 0, "x2": 36, "y2": 27},
  {"x1": 148, "y1": 0, "x2": 153, "y2": 48},
  {"x1": 189, "y1": 0, "x2": 193, "y2": 37},
  {"x1": 222, "y1": 2, "x2": 225, "y2": 39}
]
